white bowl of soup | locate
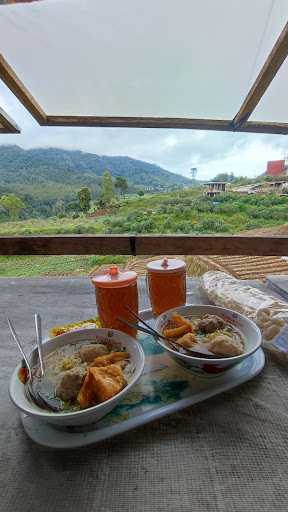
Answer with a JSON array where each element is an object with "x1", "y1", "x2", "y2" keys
[
  {"x1": 154, "y1": 305, "x2": 262, "y2": 375},
  {"x1": 9, "y1": 328, "x2": 145, "y2": 427}
]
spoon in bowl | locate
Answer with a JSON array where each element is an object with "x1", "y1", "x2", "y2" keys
[
  {"x1": 7, "y1": 317, "x2": 62, "y2": 412},
  {"x1": 34, "y1": 313, "x2": 45, "y2": 377},
  {"x1": 118, "y1": 313, "x2": 225, "y2": 359}
]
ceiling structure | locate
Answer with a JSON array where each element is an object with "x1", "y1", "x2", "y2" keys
[
  {"x1": 0, "y1": 0, "x2": 287, "y2": 134},
  {"x1": 1, "y1": 0, "x2": 288, "y2": 256}
]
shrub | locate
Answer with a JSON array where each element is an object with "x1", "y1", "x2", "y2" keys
[
  {"x1": 216, "y1": 203, "x2": 239, "y2": 215},
  {"x1": 194, "y1": 217, "x2": 231, "y2": 233},
  {"x1": 162, "y1": 217, "x2": 175, "y2": 231},
  {"x1": 175, "y1": 221, "x2": 193, "y2": 233},
  {"x1": 193, "y1": 199, "x2": 214, "y2": 213}
]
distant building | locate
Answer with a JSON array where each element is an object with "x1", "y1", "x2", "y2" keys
[
  {"x1": 231, "y1": 181, "x2": 288, "y2": 195},
  {"x1": 204, "y1": 182, "x2": 226, "y2": 197},
  {"x1": 231, "y1": 183, "x2": 262, "y2": 194},
  {"x1": 266, "y1": 159, "x2": 288, "y2": 176}
]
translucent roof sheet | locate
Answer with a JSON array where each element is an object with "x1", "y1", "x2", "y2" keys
[
  {"x1": 0, "y1": 0, "x2": 287, "y2": 121},
  {"x1": 248, "y1": 0, "x2": 288, "y2": 85},
  {"x1": 251, "y1": 56, "x2": 288, "y2": 122}
]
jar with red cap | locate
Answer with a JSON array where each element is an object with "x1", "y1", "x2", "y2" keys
[
  {"x1": 146, "y1": 257, "x2": 186, "y2": 316},
  {"x1": 91, "y1": 266, "x2": 138, "y2": 338}
]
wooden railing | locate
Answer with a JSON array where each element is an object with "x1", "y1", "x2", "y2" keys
[{"x1": 1, "y1": 235, "x2": 288, "y2": 256}]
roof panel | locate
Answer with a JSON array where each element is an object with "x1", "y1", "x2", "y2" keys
[
  {"x1": 251, "y1": 56, "x2": 288, "y2": 122},
  {"x1": 248, "y1": 0, "x2": 288, "y2": 86},
  {"x1": 0, "y1": 0, "x2": 285, "y2": 121}
]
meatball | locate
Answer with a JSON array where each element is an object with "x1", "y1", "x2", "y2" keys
[
  {"x1": 209, "y1": 335, "x2": 243, "y2": 357},
  {"x1": 56, "y1": 367, "x2": 86, "y2": 402},
  {"x1": 79, "y1": 343, "x2": 108, "y2": 362},
  {"x1": 198, "y1": 314, "x2": 225, "y2": 333}
]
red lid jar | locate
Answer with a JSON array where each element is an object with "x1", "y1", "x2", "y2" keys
[
  {"x1": 91, "y1": 266, "x2": 138, "y2": 338},
  {"x1": 146, "y1": 257, "x2": 186, "y2": 316}
]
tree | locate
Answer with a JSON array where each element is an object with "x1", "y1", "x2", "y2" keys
[
  {"x1": 212, "y1": 172, "x2": 235, "y2": 183},
  {"x1": 100, "y1": 170, "x2": 115, "y2": 205},
  {"x1": 53, "y1": 199, "x2": 66, "y2": 217},
  {"x1": 0, "y1": 194, "x2": 26, "y2": 220},
  {"x1": 137, "y1": 190, "x2": 145, "y2": 196},
  {"x1": 77, "y1": 187, "x2": 91, "y2": 212},
  {"x1": 115, "y1": 176, "x2": 128, "y2": 196}
]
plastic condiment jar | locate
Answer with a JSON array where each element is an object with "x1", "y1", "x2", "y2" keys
[
  {"x1": 91, "y1": 265, "x2": 138, "y2": 338},
  {"x1": 147, "y1": 257, "x2": 186, "y2": 316}
]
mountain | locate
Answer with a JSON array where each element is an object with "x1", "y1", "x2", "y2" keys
[{"x1": 0, "y1": 145, "x2": 191, "y2": 189}]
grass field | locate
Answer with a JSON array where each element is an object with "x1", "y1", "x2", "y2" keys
[{"x1": 0, "y1": 255, "x2": 127, "y2": 277}]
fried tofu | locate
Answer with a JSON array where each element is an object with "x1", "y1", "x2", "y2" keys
[
  {"x1": 77, "y1": 364, "x2": 127, "y2": 408},
  {"x1": 171, "y1": 313, "x2": 194, "y2": 330},
  {"x1": 163, "y1": 314, "x2": 194, "y2": 338},
  {"x1": 90, "y1": 351, "x2": 129, "y2": 367},
  {"x1": 163, "y1": 324, "x2": 192, "y2": 338},
  {"x1": 175, "y1": 332, "x2": 196, "y2": 349}
]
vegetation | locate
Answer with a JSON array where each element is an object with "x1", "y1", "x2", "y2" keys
[
  {"x1": 1, "y1": 143, "x2": 288, "y2": 277},
  {"x1": 0, "y1": 255, "x2": 127, "y2": 277},
  {"x1": 115, "y1": 176, "x2": 129, "y2": 196},
  {"x1": 0, "y1": 145, "x2": 190, "y2": 210},
  {"x1": 0, "y1": 194, "x2": 26, "y2": 220},
  {"x1": 100, "y1": 170, "x2": 115, "y2": 205},
  {"x1": 78, "y1": 187, "x2": 91, "y2": 213},
  {"x1": 1, "y1": 190, "x2": 287, "y2": 238}
]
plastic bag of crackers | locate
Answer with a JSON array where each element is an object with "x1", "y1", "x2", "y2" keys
[{"x1": 202, "y1": 271, "x2": 288, "y2": 362}]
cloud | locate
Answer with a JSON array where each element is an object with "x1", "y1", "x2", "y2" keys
[{"x1": 1, "y1": 82, "x2": 288, "y2": 180}]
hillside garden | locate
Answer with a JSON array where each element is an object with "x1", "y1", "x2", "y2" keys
[{"x1": 1, "y1": 184, "x2": 288, "y2": 276}]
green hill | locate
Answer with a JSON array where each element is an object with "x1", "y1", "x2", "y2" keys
[{"x1": 0, "y1": 145, "x2": 191, "y2": 189}]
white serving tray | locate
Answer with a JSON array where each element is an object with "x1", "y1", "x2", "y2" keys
[{"x1": 21, "y1": 309, "x2": 265, "y2": 449}]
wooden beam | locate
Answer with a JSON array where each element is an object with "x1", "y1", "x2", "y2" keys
[
  {"x1": 46, "y1": 116, "x2": 288, "y2": 134},
  {"x1": 0, "y1": 54, "x2": 47, "y2": 125},
  {"x1": 0, "y1": 106, "x2": 20, "y2": 133},
  {"x1": 241, "y1": 121, "x2": 288, "y2": 135},
  {"x1": 1, "y1": 235, "x2": 288, "y2": 256},
  {"x1": 46, "y1": 116, "x2": 233, "y2": 130},
  {"x1": 232, "y1": 22, "x2": 288, "y2": 129},
  {"x1": 135, "y1": 235, "x2": 288, "y2": 256},
  {"x1": 0, "y1": 235, "x2": 134, "y2": 256}
]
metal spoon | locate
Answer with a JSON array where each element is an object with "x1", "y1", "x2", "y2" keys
[
  {"x1": 118, "y1": 316, "x2": 225, "y2": 359},
  {"x1": 123, "y1": 306, "x2": 227, "y2": 358},
  {"x1": 7, "y1": 318, "x2": 32, "y2": 380},
  {"x1": 34, "y1": 313, "x2": 45, "y2": 377},
  {"x1": 7, "y1": 317, "x2": 61, "y2": 412}
]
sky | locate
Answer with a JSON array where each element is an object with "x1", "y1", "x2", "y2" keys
[{"x1": 1, "y1": 82, "x2": 288, "y2": 181}]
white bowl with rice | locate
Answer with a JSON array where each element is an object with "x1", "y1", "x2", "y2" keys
[
  {"x1": 9, "y1": 328, "x2": 145, "y2": 427},
  {"x1": 154, "y1": 304, "x2": 262, "y2": 375}
]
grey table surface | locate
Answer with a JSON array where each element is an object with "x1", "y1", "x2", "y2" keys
[{"x1": 1, "y1": 277, "x2": 288, "y2": 512}]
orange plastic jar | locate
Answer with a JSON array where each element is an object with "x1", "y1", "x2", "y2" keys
[
  {"x1": 147, "y1": 257, "x2": 186, "y2": 316},
  {"x1": 91, "y1": 266, "x2": 138, "y2": 338}
]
